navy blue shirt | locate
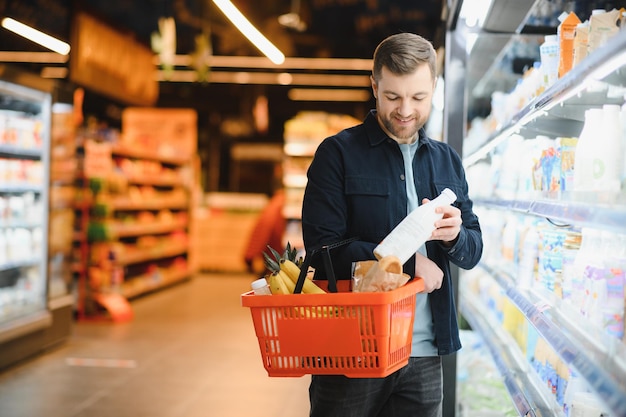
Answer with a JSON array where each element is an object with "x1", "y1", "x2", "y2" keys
[{"x1": 301, "y1": 110, "x2": 483, "y2": 355}]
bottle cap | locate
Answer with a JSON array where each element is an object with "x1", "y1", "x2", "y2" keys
[
  {"x1": 251, "y1": 278, "x2": 269, "y2": 290},
  {"x1": 441, "y1": 188, "x2": 457, "y2": 202}
]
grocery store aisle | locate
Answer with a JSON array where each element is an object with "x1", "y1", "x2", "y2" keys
[{"x1": 0, "y1": 273, "x2": 311, "y2": 417}]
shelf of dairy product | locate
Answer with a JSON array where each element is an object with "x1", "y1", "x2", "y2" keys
[
  {"x1": 477, "y1": 262, "x2": 626, "y2": 416},
  {"x1": 462, "y1": 266, "x2": 618, "y2": 416},
  {"x1": 466, "y1": 205, "x2": 626, "y2": 416},
  {"x1": 459, "y1": 277, "x2": 559, "y2": 417},
  {"x1": 0, "y1": 72, "x2": 52, "y2": 347},
  {"x1": 464, "y1": 20, "x2": 626, "y2": 168}
]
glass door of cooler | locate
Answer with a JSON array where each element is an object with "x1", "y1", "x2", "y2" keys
[{"x1": 0, "y1": 70, "x2": 52, "y2": 346}]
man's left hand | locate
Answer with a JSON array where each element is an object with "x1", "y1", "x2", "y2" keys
[{"x1": 423, "y1": 198, "x2": 461, "y2": 247}]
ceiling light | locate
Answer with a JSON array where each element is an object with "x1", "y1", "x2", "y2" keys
[
  {"x1": 1, "y1": 17, "x2": 70, "y2": 55},
  {"x1": 278, "y1": 0, "x2": 306, "y2": 32},
  {"x1": 212, "y1": 0, "x2": 285, "y2": 65}
]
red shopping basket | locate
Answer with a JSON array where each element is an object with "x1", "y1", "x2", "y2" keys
[{"x1": 241, "y1": 241, "x2": 424, "y2": 378}]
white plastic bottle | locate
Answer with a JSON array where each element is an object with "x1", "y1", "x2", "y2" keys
[
  {"x1": 600, "y1": 104, "x2": 624, "y2": 191},
  {"x1": 374, "y1": 188, "x2": 457, "y2": 264},
  {"x1": 251, "y1": 278, "x2": 271, "y2": 295},
  {"x1": 573, "y1": 108, "x2": 602, "y2": 191},
  {"x1": 540, "y1": 34, "x2": 560, "y2": 89}
]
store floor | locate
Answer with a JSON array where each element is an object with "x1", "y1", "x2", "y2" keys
[{"x1": 0, "y1": 273, "x2": 311, "y2": 417}]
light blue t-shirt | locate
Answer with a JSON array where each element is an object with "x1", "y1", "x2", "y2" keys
[{"x1": 399, "y1": 141, "x2": 438, "y2": 357}]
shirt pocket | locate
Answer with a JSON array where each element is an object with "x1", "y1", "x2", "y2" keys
[
  {"x1": 345, "y1": 176, "x2": 390, "y2": 240},
  {"x1": 433, "y1": 181, "x2": 464, "y2": 207}
]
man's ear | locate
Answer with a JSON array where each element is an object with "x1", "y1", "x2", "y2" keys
[{"x1": 370, "y1": 75, "x2": 377, "y2": 100}]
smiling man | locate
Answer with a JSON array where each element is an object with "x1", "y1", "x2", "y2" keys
[{"x1": 301, "y1": 32, "x2": 483, "y2": 417}]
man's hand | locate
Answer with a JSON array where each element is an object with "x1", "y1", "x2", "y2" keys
[
  {"x1": 414, "y1": 252, "x2": 443, "y2": 293},
  {"x1": 422, "y1": 198, "x2": 462, "y2": 247}
]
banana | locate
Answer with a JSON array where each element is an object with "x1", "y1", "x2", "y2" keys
[
  {"x1": 280, "y1": 259, "x2": 301, "y2": 282},
  {"x1": 277, "y1": 270, "x2": 295, "y2": 294},
  {"x1": 268, "y1": 272, "x2": 289, "y2": 294},
  {"x1": 280, "y1": 259, "x2": 325, "y2": 294}
]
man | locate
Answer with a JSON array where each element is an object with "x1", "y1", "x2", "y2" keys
[{"x1": 301, "y1": 32, "x2": 483, "y2": 417}]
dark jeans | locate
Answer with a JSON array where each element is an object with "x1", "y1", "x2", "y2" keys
[{"x1": 309, "y1": 356, "x2": 443, "y2": 417}]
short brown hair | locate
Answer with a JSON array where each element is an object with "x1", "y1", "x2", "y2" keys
[{"x1": 372, "y1": 33, "x2": 437, "y2": 82}]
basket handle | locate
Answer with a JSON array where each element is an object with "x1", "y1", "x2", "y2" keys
[{"x1": 294, "y1": 237, "x2": 359, "y2": 294}]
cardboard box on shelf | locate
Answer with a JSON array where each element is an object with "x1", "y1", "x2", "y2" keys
[{"x1": 190, "y1": 193, "x2": 268, "y2": 273}]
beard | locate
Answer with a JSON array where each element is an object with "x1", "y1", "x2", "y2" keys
[{"x1": 378, "y1": 110, "x2": 425, "y2": 143}]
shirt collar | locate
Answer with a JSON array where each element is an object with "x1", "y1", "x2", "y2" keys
[{"x1": 365, "y1": 110, "x2": 428, "y2": 148}]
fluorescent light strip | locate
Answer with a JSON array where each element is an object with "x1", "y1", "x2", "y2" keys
[
  {"x1": 158, "y1": 70, "x2": 370, "y2": 86},
  {"x1": 1, "y1": 17, "x2": 70, "y2": 55},
  {"x1": 155, "y1": 55, "x2": 372, "y2": 71},
  {"x1": 212, "y1": 0, "x2": 285, "y2": 65}
]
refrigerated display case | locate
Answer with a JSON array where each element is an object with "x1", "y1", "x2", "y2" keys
[
  {"x1": 445, "y1": 1, "x2": 626, "y2": 416},
  {"x1": 0, "y1": 66, "x2": 53, "y2": 369}
]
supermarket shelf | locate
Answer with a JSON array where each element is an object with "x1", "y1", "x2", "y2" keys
[
  {"x1": 283, "y1": 174, "x2": 308, "y2": 188},
  {"x1": 460, "y1": 290, "x2": 559, "y2": 417},
  {"x1": 121, "y1": 267, "x2": 191, "y2": 299},
  {"x1": 0, "y1": 258, "x2": 39, "y2": 272},
  {"x1": 283, "y1": 142, "x2": 320, "y2": 157},
  {"x1": 111, "y1": 144, "x2": 188, "y2": 165},
  {"x1": 110, "y1": 198, "x2": 188, "y2": 211},
  {"x1": 479, "y1": 262, "x2": 626, "y2": 416},
  {"x1": 116, "y1": 243, "x2": 188, "y2": 266},
  {"x1": 0, "y1": 184, "x2": 43, "y2": 193},
  {"x1": 474, "y1": 192, "x2": 626, "y2": 234},
  {"x1": 0, "y1": 144, "x2": 42, "y2": 159},
  {"x1": 124, "y1": 175, "x2": 185, "y2": 187},
  {"x1": 464, "y1": 30, "x2": 626, "y2": 168},
  {"x1": 0, "y1": 220, "x2": 42, "y2": 229},
  {"x1": 110, "y1": 219, "x2": 188, "y2": 238}
]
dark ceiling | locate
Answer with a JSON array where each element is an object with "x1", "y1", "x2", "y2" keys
[{"x1": 0, "y1": 0, "x2": 446, "y2": 59}]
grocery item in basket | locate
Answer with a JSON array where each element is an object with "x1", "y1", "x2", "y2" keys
[{"x1": 352, "y1": 256, "x2": 411, "y2": 292}]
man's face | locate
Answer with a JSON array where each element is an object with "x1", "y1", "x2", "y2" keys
[{"x1": 371, "y1": 64, "x2": 435, "y2": 144}]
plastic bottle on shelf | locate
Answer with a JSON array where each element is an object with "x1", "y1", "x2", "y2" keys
[
  {"x1": 251, "y1": 277, "x2": 271, "y2": 295},
  {"x1": 572, "y1": 107, "x2": 622, "y2": 192},
  {"x1": 373, "y1": 188, "x2": 457, "y2": 264},
  {"x1": 602, "y1": 104, "x2": 624, "y2": 190},
  {"x1": 540, "y1": 34, "x2": 560, "y2": 89},
  {"x1": 601, "y1": 231, "x2": 625, "y2": 340}
]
